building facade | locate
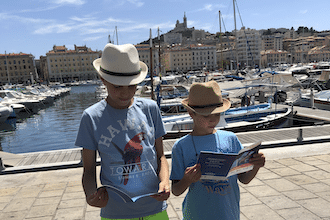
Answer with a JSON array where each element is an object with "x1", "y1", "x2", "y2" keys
[
  {"x1": 42, "y1": 45, "x2": 100, "y2": 83},
  {"x1": 307, "y1": 46, "x2": 330, "y2": 62},
  {"x1": 236, "y1": 27, "x2": 262, "y2": 68},
  {"x1": 261, "y1": 33, "x2": 284, "y2": 51},
  {"x1": 0, "y1": 52, "x2": 36, "y2": 85},
  {"x1": 160, "y1": 44, "x2": 216, "y2": 73},
  {"x1": 260, "y1": 50, "x2": 289, "y2": 67},
  {"x1": 190, "y1": 44, "x2": 217, "y2": 71},
  {"x1": 136, "y1": 44, "x2": 160, "y2": 76},
  {"x1": 163, "y1": 45, "x2": 192, "y2": 73}
]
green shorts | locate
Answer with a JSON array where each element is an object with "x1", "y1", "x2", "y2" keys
[{"x1": 101, "y1": 210, "x2": 168, "y2": 220}]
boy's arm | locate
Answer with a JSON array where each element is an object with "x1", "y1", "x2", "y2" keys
[
  {"x1": 238, "y1": 152, "x2": 265, "y2": 184},
  {"x1": 82, "y1": 148, "x2": 108, "y2": 207},
  {"x1": 151, "y1": 136, "x2": 170, "y2": 201},
  {"x1": 172, "y1": 164, "x2": 201, "y2": 196}
]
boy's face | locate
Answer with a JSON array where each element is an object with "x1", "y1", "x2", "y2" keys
[
  {"x1": 190, "y1": 111, "x2": 221, "y2": 135},
  {"x1": 102, "y1": 78, "x2": 137, "y2": 109}
]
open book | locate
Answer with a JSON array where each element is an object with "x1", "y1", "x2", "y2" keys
[
  {"x1": 103, "y1": 185, "x2": 164, "y2": 203},
  {"x1": 197, "y1": 141, "x2": 262, "y2": 181}
]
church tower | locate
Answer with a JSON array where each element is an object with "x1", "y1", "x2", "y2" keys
[{"x1": 183, "y1": 12, "x2": 187, "y2": 29}]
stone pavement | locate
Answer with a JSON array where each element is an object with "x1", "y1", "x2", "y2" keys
[{"x1": 1, "y1": 143, "x2": 330, "y2": 220}]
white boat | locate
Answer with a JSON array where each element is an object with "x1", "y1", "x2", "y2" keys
[
  {"x1": 0, "y1": 104, "x2": 14, "y2": 123},
  {"x1": 293, "y1": 89, "x2": 330, "y2": 110},
  {"x1": 0, "y1": 98, "x2": 25, "y2": 115},
  {"x1": 49, "y1": 83, "x2": 72, "y2": 97},
  {"x1": 23, "y1": 86, "x2": 55, "y2": 104},
  {"x1": 163, "y1": 104, "x2": 291, "y2": 139},
  {"x1": 0, "y1": 90, "x2": 41, "y2": 112}
]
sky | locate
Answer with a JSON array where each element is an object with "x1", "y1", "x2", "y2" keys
[{"x1": 1, "y1": 0, "x2": 329, "y2": 59}]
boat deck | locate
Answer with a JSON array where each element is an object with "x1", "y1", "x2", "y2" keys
[{"x1": 1, "y1": 104, "x2": 330, "y2": 173}]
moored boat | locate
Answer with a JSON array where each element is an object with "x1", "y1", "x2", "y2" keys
[{"x1": 163, "y1": 104, "x2": 291, "y2": 139}]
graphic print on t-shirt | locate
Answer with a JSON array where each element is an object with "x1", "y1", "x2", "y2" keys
[
  {"x1": 111, "y1": 132, "x2": 145, "y2": 185},
  {"x1": 201, "y1": 179, "x2": 231, "y2": 195}
]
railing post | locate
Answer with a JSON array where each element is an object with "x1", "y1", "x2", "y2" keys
[
  {"x1": 0, "y1": 158, "x2": 5, "y2": 171},
  {"x1": 297, "y1": 128, "x2": 303, "y2": 142}
]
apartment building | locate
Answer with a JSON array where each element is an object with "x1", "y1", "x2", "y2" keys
[
  {"x1": 135, "y1": 44, "x2": 160, "y2": 76},
  {"x1": 42, "y1": 45, "x2": 100, "y2": 82},
  {"x1": 307, "y1": 46, "x2": 330, "y2": 62},
  {"x1": 216, "y1": 48, "x2": 237, "y2": 70},
  {"x1": 164, "y1": 45, "x2": 192, "y2": 73},
  {"x1": 0, "y1": 52, "x2": 36, "y2": 85},
  {"x1": 190, "y1": 44, "x2": 217, "y2": 71},
  {"x1": 261, "y1": 33, "x2": 284, "y2": 51},
  {"x1": 284, "y1": 28, "x2": 298, "y2": 39},
  {"x1": 159, "y1": 44, "x2": 216, "y2": 73},
  {"x1": 236, "y1": 27, "x2": 262, "y2": 68},
  {"x1": 260, "y1": 50, "x2": 289, "y2": 67}
]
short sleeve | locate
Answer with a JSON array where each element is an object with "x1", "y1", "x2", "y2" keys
[
  {"x1": 170, "y1": 142, "x2": 186, "y2": 181},
  {"x1": 75, "y1": 111, "x2": 98, "y2": 150}
]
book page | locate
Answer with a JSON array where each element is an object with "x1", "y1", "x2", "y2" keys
[
  {"x1": 197, "y1": 151, "x2": 238, "y2": 181},
  {"x1": 227, "y1": 141, "x2": 262, "y2": 177},
  {"x1": 197, "y1": 141, "x2": 262, "y2": 180},
  {"x1": 103, "y1": 185, "x2": 162, "y2": 203}
]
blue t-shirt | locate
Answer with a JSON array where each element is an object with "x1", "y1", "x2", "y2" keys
[
  {"x1": 170, "y1": 130, "x2": 243, "y2": 220},
  {"x1": 75, "y1": 98, "x2": 167, "y2": 219}
]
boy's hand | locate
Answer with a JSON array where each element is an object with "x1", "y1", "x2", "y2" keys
[
  {"x1": 249, "y1": 152, "x2": 265, "y2": 169},
  {"x1": 86, "y1": 187, "x2": 108, "y2": 208},
  {"x1": 183, "y1": 164, "x2": 201, "y2": 184},
  {"x1": 150, "y1": 181, "x2": 170, "y2": 201}
]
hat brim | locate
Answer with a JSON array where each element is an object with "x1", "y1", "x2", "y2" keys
[
  {"x1": 93, "y1": 58, "x2": 148, "y2": 86},
  {"x1": 181, "y1": 98, "x2": 231, "y2": 115}
]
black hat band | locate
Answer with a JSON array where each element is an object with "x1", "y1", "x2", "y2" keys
[
  {"x1": 100, "y1": 66, "x2": 141, "y2": 76},
  {"x1": 188, "y1": 103, "x2": 223, "y2": 109}
]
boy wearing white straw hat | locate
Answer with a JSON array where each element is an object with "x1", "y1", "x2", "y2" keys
[
  {"x1": 170, "y1": 80, "x2": 265, "y2": 220},
  {"x1": 75, "y1": 43, "x2": 170, "y2": 220}
]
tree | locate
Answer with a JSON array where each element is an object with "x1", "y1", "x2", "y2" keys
[
  {"x1": 310, "y1": 27, "x2": 316, "y2": 34},
  {"x1": 262, "y1": 29, "x2": 273, "y2": 35},
  {"x1": 297, "y1": 26, "x2": 311, "y2": 34}
]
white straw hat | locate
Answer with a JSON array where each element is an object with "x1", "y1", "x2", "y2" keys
[{"x1": 93, "y1": 43, "x2": 148, "y2": 86}]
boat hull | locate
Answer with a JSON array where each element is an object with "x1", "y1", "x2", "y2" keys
[{"x1": 164, "y1": 107, "x2": 291, "y2": 139}]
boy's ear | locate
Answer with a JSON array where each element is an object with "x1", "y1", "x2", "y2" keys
[
  {"x1": 100, "y1": 77, "x2": 106, "y2": 84},
  {"x1": 187, "y1": 109, "x2": 195, "y2": 117}
]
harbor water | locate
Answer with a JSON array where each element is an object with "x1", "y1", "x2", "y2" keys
[{"x1": 0, "y1": 85, "x2": 102, "y2": 154}]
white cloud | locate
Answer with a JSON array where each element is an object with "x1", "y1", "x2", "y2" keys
[
  {"x1": 190, "y1": 3, "x2": 226, "y2": 13},
  {"x1": 51, "y1": 0, "x2": 86, "y2": 5},
  {"x1": 83, "y1": 36, "x2": 104, "y2": 42},
  {"x1": 300, "y1": 10, "x2": 308, "y2": 14},
  {"x1": 203, "y1": 4, "x2": 213, "y2": 11},
  {"x1": 82, "y1": 28, "x2": 109, "y2": 35},
  {"x1": 34, "y1": 23, "x2": 73, "y2": 34},
  {"x1": 127, "y1": 0, "x2": 144, "y2": 7}
]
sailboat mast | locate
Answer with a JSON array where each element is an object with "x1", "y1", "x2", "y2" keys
[
  {"x1": 233, "y1": 0, "x2": 239, "y2": 71},
  {"x1": 149, "y1": 29, "x2": 154, "y2": 100},
  {"x1": 115, "y1": 26, "x2": 118, "y2": 45},
  {"x1": 219, "y1": 10, "x2": 223, "y2": 72},
  {"x1": 158, "y1": 27, "x2": 161, "y2": 79}
]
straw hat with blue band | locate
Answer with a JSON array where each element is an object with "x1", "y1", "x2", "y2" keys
[
  {"x1": 181, "y1": 80, "x2": 231, "y2": 115},
  {"x1": 93, "y1": 43, "x2": 148, "y2": 86}
]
